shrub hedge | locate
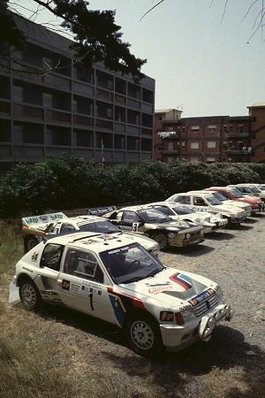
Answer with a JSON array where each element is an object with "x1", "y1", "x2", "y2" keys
[{"x1": 0, "y1": 154, "x2": 264, "y2": 217}]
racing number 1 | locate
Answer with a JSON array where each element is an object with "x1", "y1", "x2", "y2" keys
[{"x1": 88, "y1": 292, "x2": 94, "y2": 311}]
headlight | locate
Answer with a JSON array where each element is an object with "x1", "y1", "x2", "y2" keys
[
  {"x1": 185, "y1": 233, "x2": 190, "y2": 239},
  {"x1": 181, "y1": 307, "x2": 196, "y2": 323},
  {"x1": 215, "y1": 286, "x2": 224, "y2": 301}
]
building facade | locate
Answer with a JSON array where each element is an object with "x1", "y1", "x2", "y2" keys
[
  {"x1": 248, "y1": 103, "x2": 265, "y2": 162},
  {"x1": 0, "y1": 14, "x2": 155, "y2": 169},
  {"x1": 154, "y1": 109, "x2": 259, "y2": 163}
]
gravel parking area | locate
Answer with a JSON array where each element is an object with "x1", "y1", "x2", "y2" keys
[
  {"x1": 160, "y1": 213, "x2": 265, "y2": 352},
  {"x1": 3, "y1": 214, "x2": 264, "y2": 397}
]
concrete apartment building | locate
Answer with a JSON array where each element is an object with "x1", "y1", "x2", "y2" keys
[
  {"x1": 154, "y1": 108, "x2": 263, "y2": 163},
  {"x1": 0, "y1": 14, "x2": 155, "y2": 170}
]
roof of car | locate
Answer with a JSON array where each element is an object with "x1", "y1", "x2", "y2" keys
[
  {"x1": 44, "y1": 231, "x2": 137, "y2": 252},
  {"x1": 58, "y1": 215, "x2": 104, "y2": 224}
]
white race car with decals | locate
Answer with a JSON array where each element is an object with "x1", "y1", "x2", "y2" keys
[
  {"x1": 12, "y1": 232, "x2": 232, "y2": 356},
  {"x1": 21, "y1": 212, "x2": 159, "y2": 258},
  {"x1": 103, "y1": 205, "x2": 205, "y2": 250}
]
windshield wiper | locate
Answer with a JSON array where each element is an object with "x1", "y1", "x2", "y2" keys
[{"x1": 145, "y1": 268, "x2": 164, "y2": 278}]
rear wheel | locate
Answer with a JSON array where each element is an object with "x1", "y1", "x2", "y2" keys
[
  {"x1": 19, "y1": 279, "x2": 42, "y2": 311},
  {"x1": 24, "y1": 236, "x2": 39, "y2": 253},
  {"x1": 151, "y1": 232, "x2": 168, "y2": 250},
  {"x1": 125, "y1": 313, "x2": 163, "y2": 357}
]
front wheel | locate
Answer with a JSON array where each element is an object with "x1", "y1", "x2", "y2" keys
[
  {"x1": 150, "y1": 232, "x2": 168, "y2": 250},
  {"x1": 125, "y1": 313, "x2": 163, "y2": 357},
  {"x1": 19, "y1": 279, "x2": 42, "y2": 311}
]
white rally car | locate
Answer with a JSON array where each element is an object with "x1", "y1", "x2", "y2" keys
[
  {"x1": 166, "y1": 192, "x2": 248, "y2": 224},
  {"x1": 12, "y1": 232, "x2": 232, "y2": 356},
  {"x1": 145, "y1": 202, "x2": 228, "y2": 234},
  {"x1": 21, "y1": 212, "x2": 159, "y2": 258}
]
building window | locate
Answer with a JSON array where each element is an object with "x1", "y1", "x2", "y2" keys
[
  {"x1": 208, "y1": 125, "x2": 217, "y2": 134},
  {"x1": 206, "y1": 157, "x2": 216, "y2": 162},
  {"x1": 207, "y1": 141, "x2": 216, "y2": 149},
  {"x1": 190, "y1": 142, "x2": 199, "y2": 149},
  {"x1": 191, "y1": 126, "x2": 200, "y2": 132}
]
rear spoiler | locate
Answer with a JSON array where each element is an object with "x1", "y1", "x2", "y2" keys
[
  {"x1": 22, "y1": 212, "x2": 67, "y2": 228},
  {"x1": 86, "y1": 206, "x2": 117, "y2": 216}
]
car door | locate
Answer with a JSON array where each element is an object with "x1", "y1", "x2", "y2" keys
[
  {"x1": 192, "y1": 196, "x2": 209, "y2": 212},
  {"x1": 33, "y1": 243, "x2": 64, "y2": 302},
  {"x1": 57, "y1": 248, "x2": 119, "y2": 325}
]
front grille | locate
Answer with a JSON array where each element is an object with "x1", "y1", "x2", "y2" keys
[
  {"x1": 190, "y1": 231, "x2": 203, "y2": 241},
  {"x1": 193, "y1": 293, "x2": 219, "y2": 317}
]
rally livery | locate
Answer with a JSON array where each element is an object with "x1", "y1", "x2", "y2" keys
[
  {"x1": 12, "y1": 232, "x2": 232, "y2": 356},
  {"x1": 21, "y1": 212, "x2": 159, "y2": 258}
]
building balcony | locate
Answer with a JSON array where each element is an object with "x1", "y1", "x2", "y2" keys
[
  {"x1": 162, "y1": 149, "x2": 179, "y2": 155},
  {"x1": 225, "y1": 132, "x2": 250, "y2": 138},
  {"x1": 225, "y1": 149, "x2": 249, "y2": 154}
]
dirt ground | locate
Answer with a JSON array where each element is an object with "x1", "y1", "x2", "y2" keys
[{"x1": 2, "y1": 214, "x2": 265, "y2": 397}]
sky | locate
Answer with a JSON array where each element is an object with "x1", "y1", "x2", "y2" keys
[{"x1": 13, "y1": 0, "x2": 265, "y2": 118}]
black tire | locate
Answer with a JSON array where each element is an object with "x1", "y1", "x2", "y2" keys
[
  {"x1": 24, "y1": 236, "x2": 39, "y2": 253},
  {"x1": 151, "y1": 231, "x2": 168, "y2": 250},
  {"x1": 125, "y1": 313, "x2": 163, "y2": 357},
  {"x1": 19, "y1": 278, "x2": 42, "y2": 311}
]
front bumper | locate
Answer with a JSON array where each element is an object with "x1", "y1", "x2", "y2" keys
[{"x1": 160, "y1": 303, "x2": 233, "y2": 351}]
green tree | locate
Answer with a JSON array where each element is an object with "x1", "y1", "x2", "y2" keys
[{"x1": 0, "y1": 0, "x2": 146, "y2": 80}]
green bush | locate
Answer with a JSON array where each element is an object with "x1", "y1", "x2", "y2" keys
[{"x1": 0, "y1": 155, "x2": 264, "y2": 218}]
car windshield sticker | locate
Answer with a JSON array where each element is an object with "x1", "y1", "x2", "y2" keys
[{"x1": 169, "y1": 273, "x2": 192, "y2": 290}]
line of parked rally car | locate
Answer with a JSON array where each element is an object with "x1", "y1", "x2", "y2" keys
[
  {"x1": 21, "y1": 182, "x2": 265, "y2": 253},
  {"x1": 10, "y1": 182, "x2": 264, "y2": 357}
]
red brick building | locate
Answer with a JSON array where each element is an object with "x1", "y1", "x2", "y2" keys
[
  {"x1": 154, "y1": 108, "x2": 260, "y2": 163},
  {"x1": 248, "y1": 103, "x2": 265, "y2": 162}
]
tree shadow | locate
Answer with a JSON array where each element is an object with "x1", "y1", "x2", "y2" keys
[
  {"x1": 25, "y1": 303, "x2": 264, "y2": 397},
  {"x1": 205, "y1": 231, "x2": 235, "y2": 240},
  {"x1": 165, "y1": 243, "x2": 215, "y2": 257},
  {"x1": 226, "y1": 223, "x2": 253, "y2": 231},
  {"x1": 104, "y1": 325, "x2": 265, "y2": 398}
]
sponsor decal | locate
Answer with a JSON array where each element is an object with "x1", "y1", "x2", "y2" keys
[
  {"x1": 148, "y1": 284, "x2": 173, "y2": 294},
  {"x1": 169, "y1": 273, "x2": 192, "y2": 290},
  {"x1": 108, "y1": 294, "x2": 126, "y2": 325},
  {"x1": 62, "y1": 280, "x2": 70, "y2": 290},
  {"x1": 31, "y1": 252, "x2": 39, "y2": 262},
  {"x1": 189, "y1": 288, "x2": 215, "y2": 306},
  {"x1": 70, "y1": 283, "x2": 81, "y2": 293}
]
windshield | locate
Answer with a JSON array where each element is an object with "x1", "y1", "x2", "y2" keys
[
  {"x1": 229, "y1": 188, "x2": 243, "y2": 198},
  {"x1": 237, "y1": 186, "x2": 253, "y2": 194},
  {"x1": 78, "y1": 220, "x2": 121, "y2": 234},
  {"x1": 211, "y1": 192, "x2": 227, "y2": 202},
  {"x1": 206, "y1": 195, "x2": 222, "y2": 205},
  {"x1": 137, "y1": 208, "x2": 171, "y2": 223},
  {"x1": 248, "y1": 186, "x2": 260, "y2": 193},
  {"x1": 100, "y1": 243, "x2": 164, "y2": 284},
  {"x1": 172, "y1": 206, "x2": 194, "y2": 215},
  {"x1": 152, "y1": 205, "x2": 174, "y2": 216}
]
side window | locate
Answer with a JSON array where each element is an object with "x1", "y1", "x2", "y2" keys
[
  {"x1": 194, "y1": 197, "x2": 206, "y2": 206},
  {"x1": 61, "y1": 224, "x2": 76, "y2": 233},
  {"x1": 121, "y1": 211, "x2": 138, "y2": 225},
  {"x1": 64, "y1": 249, "x2": 104, "y2": 283},
  {"x1": 40, "y1": 244, "x2": 64, "y2": 271},
  {"x1": 176, "y1": 196, "x2": 191, "y2": 205}
]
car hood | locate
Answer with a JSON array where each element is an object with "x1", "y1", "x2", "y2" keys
[
  {"x1": 123, "y1": 232, "x2": 158, "y2": 252},
  {"x1": 119, "y1": 267, "x2": 217, "y2": 309},
  {"x1": 209, "y1": 204, "x2": 243, "y2": 215}
]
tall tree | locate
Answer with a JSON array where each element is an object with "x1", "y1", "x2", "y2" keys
[{"x1": 0, "y1": 0, "x2": 146, "y2": 80}]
